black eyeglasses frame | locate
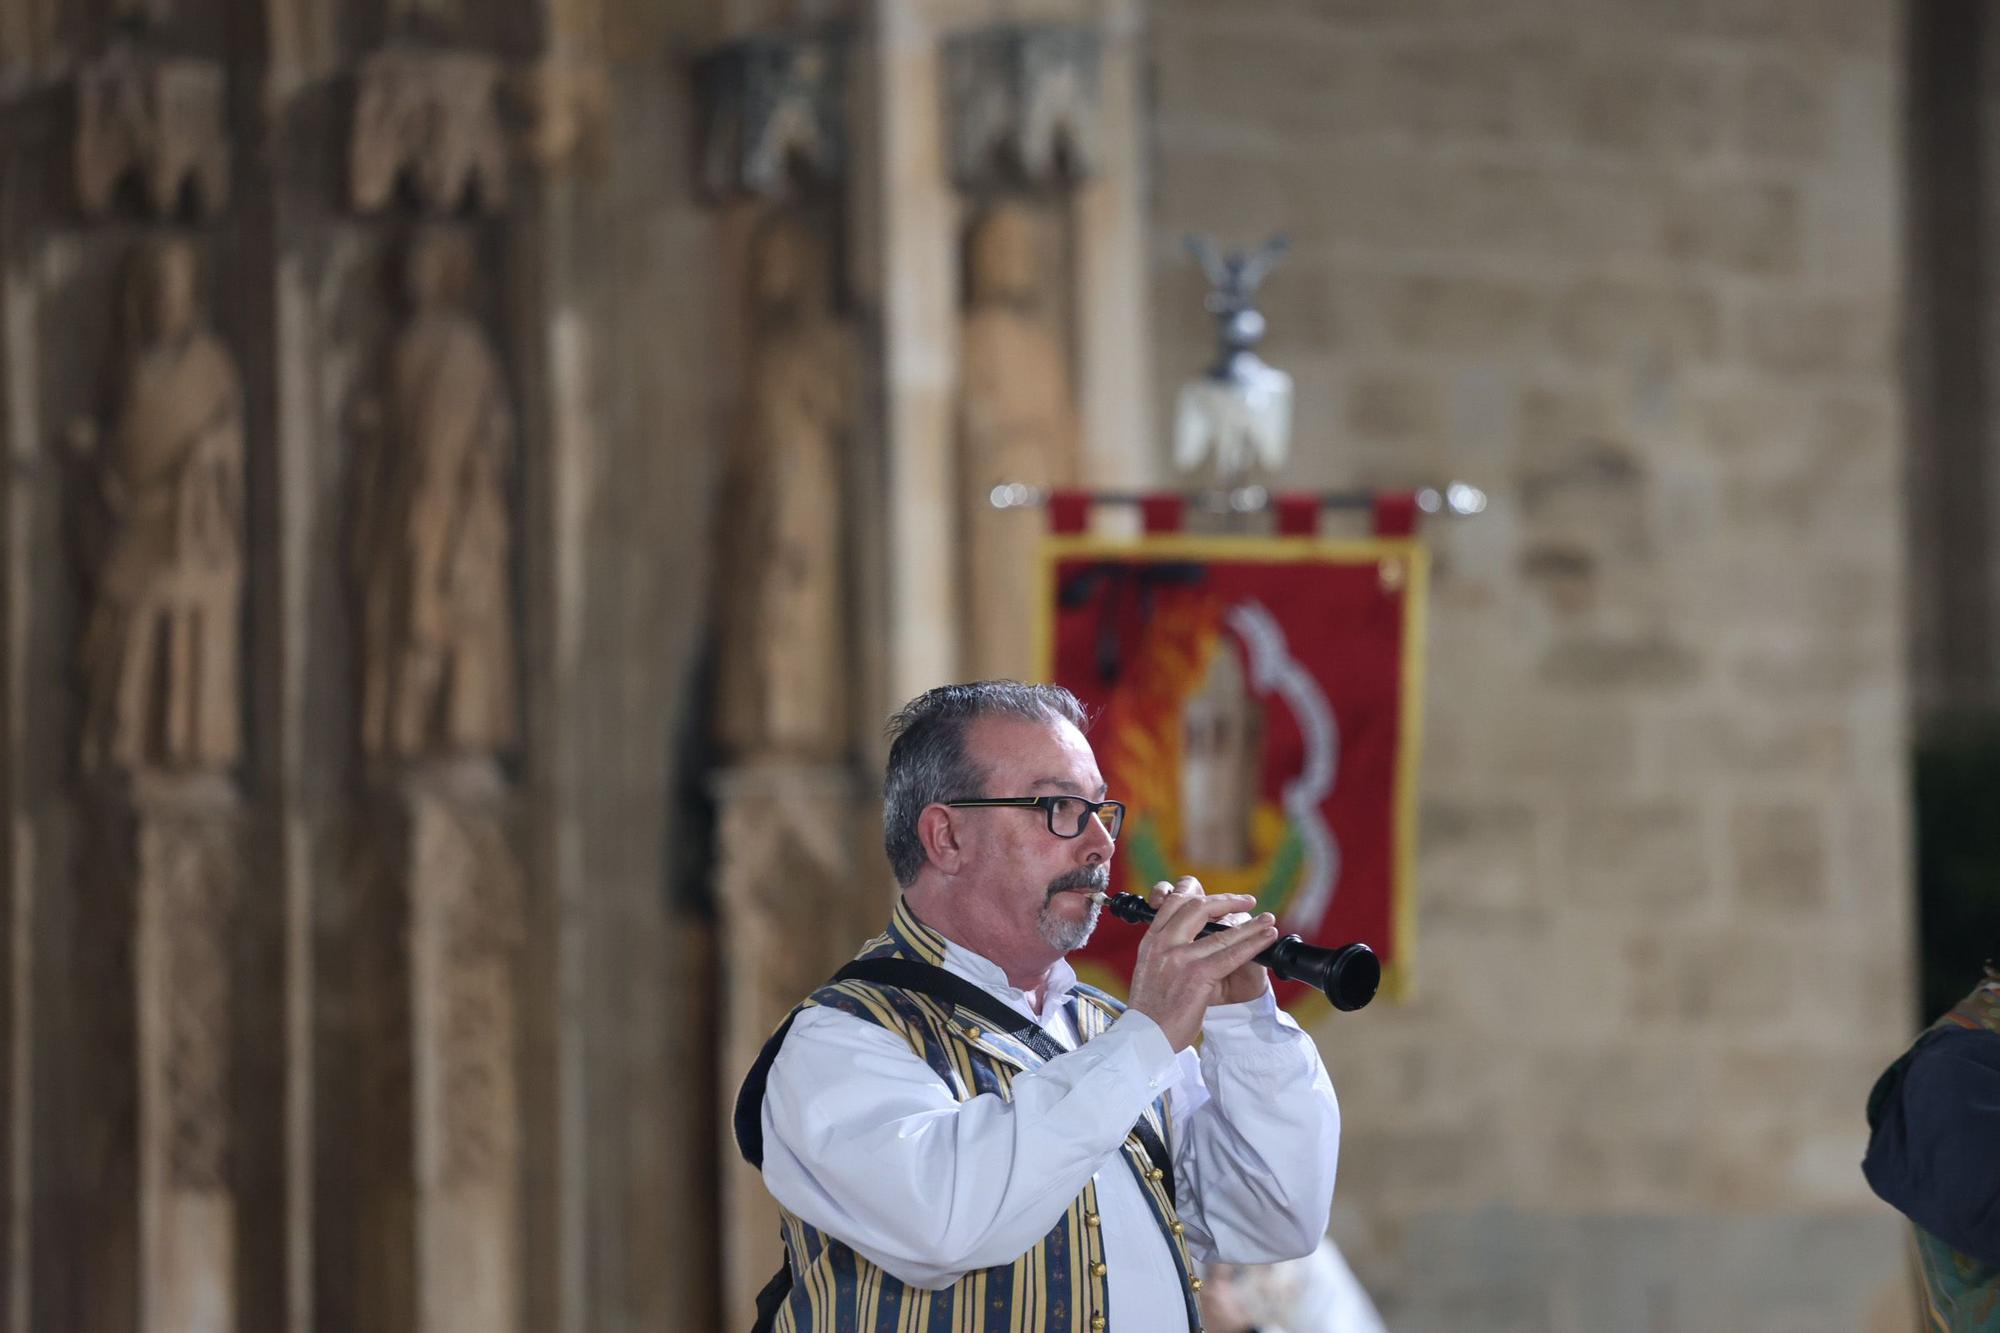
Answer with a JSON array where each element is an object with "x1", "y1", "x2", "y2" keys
[{"x1": 940, "y1": 795, "x2": 1126, "y2": 841}]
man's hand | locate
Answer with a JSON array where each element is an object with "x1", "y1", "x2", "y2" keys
[{"x1": 1124, "y1": 877, "x2": 1277, "y2": 1051}]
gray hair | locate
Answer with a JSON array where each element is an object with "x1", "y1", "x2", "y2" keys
[{"x1": 882, "y1": 681, "x2": 1089, "y2": 887}]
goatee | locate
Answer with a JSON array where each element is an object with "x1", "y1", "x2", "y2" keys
[{"x1": 1037, "y1": 864, "x2": 1109, "y2": 952}]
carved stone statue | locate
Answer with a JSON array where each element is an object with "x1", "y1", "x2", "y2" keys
[
  {"x1": 350, "y1": 49, "x2": 508, "y2": 215},
  {"x1": 945, "y1": 25, "x2": 1102, "y2": 188},
  {"x1": 1179, "y1": 633, "x2": 1260, "y2": 868},
  {"x1": 713, "y1": 211, "x2": 852, "y2": 760},
  {"x1": 76, "y1": 49, "x2": 230, "y2": 219},
  {"x1": 73, "y1": 237, "x2": 244, "y2": 777},
  {"x1": 696, "y1": 38, "x2": 845, "y2": 199},
  {"x1": 957, "y1": 203, "x2": 1077, "y2": 680},
  {"x1": 353, "y1": 228, "x2": 517, "y2": 762}
]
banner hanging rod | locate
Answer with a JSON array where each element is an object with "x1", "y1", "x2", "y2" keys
[{"x1": 987, "y1": 482, "x2": 1490, "y2": 517}]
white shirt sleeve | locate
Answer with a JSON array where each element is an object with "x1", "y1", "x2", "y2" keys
[
  {"x1": 760, "y1": 1001, "x2": 1182, "y2": 1289},
  {"x1": 1169, "y1": 990, "x2": 1340, "y2": 1264}
]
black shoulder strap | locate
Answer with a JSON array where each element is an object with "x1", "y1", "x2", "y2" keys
[{"x1": 733, "y1": 956, "x2": 1176, "y2": 1201}]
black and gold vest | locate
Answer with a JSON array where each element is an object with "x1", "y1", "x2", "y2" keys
[{"x1": 767, "y1": 897, "x2": 1203, "y2": 1332}]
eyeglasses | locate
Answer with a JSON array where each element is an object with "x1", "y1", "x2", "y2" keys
[{"x1": 942, "y1": 795, "x2": 1126, "y2": 841}]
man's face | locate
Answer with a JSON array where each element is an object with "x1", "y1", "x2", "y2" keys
[{"x1": 955, "y1": 714, "x2": 1116, "y2": 955}]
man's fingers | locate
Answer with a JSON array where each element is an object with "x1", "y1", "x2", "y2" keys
[
  {"x1": 1193, "y1": 893, "x2": 1258, "y2": 920},
  {"x1": 1148, "y1": 888, "x2": 1213, "y2": 943},
  {"x1": 1189, "y1": 915, "x2": 1278, "y2": 967}
]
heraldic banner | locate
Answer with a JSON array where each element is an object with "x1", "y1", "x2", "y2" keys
[{"x1": 1038, "y1": 536, "x2": 1427, "y2": 1012}]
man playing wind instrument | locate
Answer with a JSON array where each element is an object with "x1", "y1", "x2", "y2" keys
[{"x1": 736, "y1": 681, "x2": 1340, "y2": 1332}]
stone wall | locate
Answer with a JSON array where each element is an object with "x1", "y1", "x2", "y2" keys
[{"x1": 1147, "y1": 2, "x2": 1918, "y2": 1328}]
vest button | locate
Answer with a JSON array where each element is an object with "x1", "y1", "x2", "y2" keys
[{"x1": 1090, "y1": 1261, "x2": 1107, "y2": 1278}]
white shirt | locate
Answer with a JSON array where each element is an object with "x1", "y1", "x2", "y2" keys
[{"x1": 761, "y1": 936, "x2": 1341, "y2": 1330}]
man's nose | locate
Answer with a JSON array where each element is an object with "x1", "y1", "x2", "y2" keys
[{"x1": 1078, "y1": 813, "x2": 1114, "y2": 862}]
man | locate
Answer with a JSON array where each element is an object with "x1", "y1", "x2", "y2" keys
[
  {"x1": 1863, "y1": 961, "x2": 2000, "y2": 1329},
  {"x1": 739, "y1": 681, "x2": 1340, "y2": 1331}
]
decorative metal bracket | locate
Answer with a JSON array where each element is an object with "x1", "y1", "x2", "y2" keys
[
  {"x1": 75, "y1": 46, "x2": 230, "y2": 220},
  {"x1": 695, "y1": 34, "x2": 846, "y2": 200},
  {"x1": 944, "y1": 24, "x2": 1101, "y2": 190},
  {"x1": 1174, "y1": 233, "x2": 1295, "y2": 479},
  {"x1": 350, "y1": 47, "x2": 509, "y2": 215},
  {"x1": 1187, "y1": 233, "x2": 1288, "y2": 379}
]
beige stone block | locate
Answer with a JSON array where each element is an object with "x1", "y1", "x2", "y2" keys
[
  {"x1": 1153, "y1": 149, "x2": 1300, "y2": 248},
  {"x1": 1662, "y1": 180, "x2": 1802, "y2": 274},
  {"x1": 1738, "y1": 55, "x2": 1832, "y2": 161},
  {"x1": 1152, "y1": 27, "x2": 1368, "y2": 142},
  {"x1": 1730, "y1": 802, "x2": 1829, "y2": 909},
  {"x1": 1560, "y1": 799, "x2": 1710, "y2": 910},
  {"x1": 1829, "y1": 789, "x2": 1912, "y2": 918},
  {"x1": 1715, "y1": 460, "x2": 1885, "y2": 546},
  {"x1": 1518, "y1": 541, "x2": 1598, "y2": 614},
  {"x1": 1550, "y1": 277, "x2": 1721, "y2": 368},
  {"x1": 1537, "y1": 632, "x2": 1701, "y2": 691},
  {"x1": 1380, "y1": 271, "x2": 1549, "y2": 355},
  {"x1": 1741, "y1": 294, "x2": 1894, "y2": 380},
  {"x1": 1536, "y1": 1045, "x2": 1710, "y2": 1207},
  {"x1": 1307, "y1": 155, "x2": 1658, "y2": 265},
  {"x1": 1730, "y1": 627, "x2": 1901, "y2": 697},
  {"x1": 1335, "y1": 1028, "x2": 1518, "y2": 1134},
  {"x1": 1693, "y1": 385, "x2": 1818, "y2": 459},
  {"x1": 1483, "y1": 702, "x2": 1640, "y2": 787},
  {"x1": 1566, "y1": 48, "x2": 1731, "y2": 161},
  {"x1": 1334, "y1": 1124, "x2": 1508, "y2": 1204},
  {"x1": 1811, "y1": 389, "x2": 1899, "y2": 467},
  {"x1": 1346, "y1": 367, "x2": 1447, "y2": 445},
  {"x1": 1466, "y1": 162, "x2": 1663, "y2": 264},
  {"x1": 1623, "y1": 926, "x2": 1795, "y2": 1027},
  {"x1": 1417, "y1": 798, "x2": 1543, "y2": 918},
  {"x1": 1367, "y1": 35, "x2": 1551, "y2": 145},
  {"x1": 1517, "y1": 385, "x2": 1625, "y2": 467},
  {"x1": 1648, "y1": 706, "x2": 1850, "y2": 784}
]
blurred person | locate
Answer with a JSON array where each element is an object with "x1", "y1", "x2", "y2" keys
[
  {"x1": 735, "y1": 681, "x2": 1340, "y2": 1331},
  {"x1": 1863, "y1": 957, "x2": 2000, "y2": 1329},
  {"x1": 1197, "y1": 1237, "x2": 1388, "y2": 1333}
]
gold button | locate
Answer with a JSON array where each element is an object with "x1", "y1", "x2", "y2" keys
[
  {"x1": 1147, "y1": 1167, "x2": 1163, "y2": 1181},
  {"x1": 965, "y1": 1026, "x2": 982, "y2": 1041},
  {"x1": 1090, "y1": 1317, "x2": 1106, "y2": 1331},
  {"x1": 1191, "y1": 1277, "x2": 1204, "y2": 1292},
  {"x1": 1170, "y1": 1220, "x2": 1184, "y2": 1236},
  {"x1": 1090, "y1": 1261, "x2": 1107, "y2": 1278},
  {"x1": 1084, "y1": 1213, "x2": 1100, "y2": 1228}
]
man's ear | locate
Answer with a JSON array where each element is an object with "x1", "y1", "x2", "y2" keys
[{"x1": 917, "y1": 804, "x2": 967, "y2": 876}]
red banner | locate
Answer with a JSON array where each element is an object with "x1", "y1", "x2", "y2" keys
[{"x1": 1038, "y1": 537, "x2": 1426, "y2": 1012}]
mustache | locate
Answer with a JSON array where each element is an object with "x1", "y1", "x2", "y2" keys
[{"x1": 1046, "y1": 864, "x2": 1111, "y2": 898}]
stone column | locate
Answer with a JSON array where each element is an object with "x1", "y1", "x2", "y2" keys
[
  {"x1": 709, "y1": 762, "x2": 871, "y2": 1326},
  {"x1": 693, "y1": 30, "x2": 878, "y2": 1327},
  {"x1": 945, "y1": 24, "x2": 1101, "y2": 680},
  {"x1": 85, "y1": 777, "x2": 242, "y2": 1333},
  {"x1": 350, "y1": 765, "x2": 523, "y2": 1333},
  {"x1": 60, "y1": 51, "x2": 244, "y2": 1330},
  {"x1": 344, "y1": 51, "x2": 524, "y2": 1333}
]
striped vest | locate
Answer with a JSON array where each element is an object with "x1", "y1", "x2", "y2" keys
[
  {"x1": 1909, "y1": 981, "x2": 2000, "y2": 1331},
  {"x1": 770, "y1": 898, "x2": 1204, "y2": 1332}
]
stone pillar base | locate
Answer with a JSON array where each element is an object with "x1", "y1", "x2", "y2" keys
[
  {"x1": 73, "y1": 772, "x2": 239, "y2": 1333},
  {"x1": 354, "y1": 759, "x2": 523, "y2": 1333},
  {"x1": 711, "y1": 760, "x2": 878, "y2": 1329}
]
